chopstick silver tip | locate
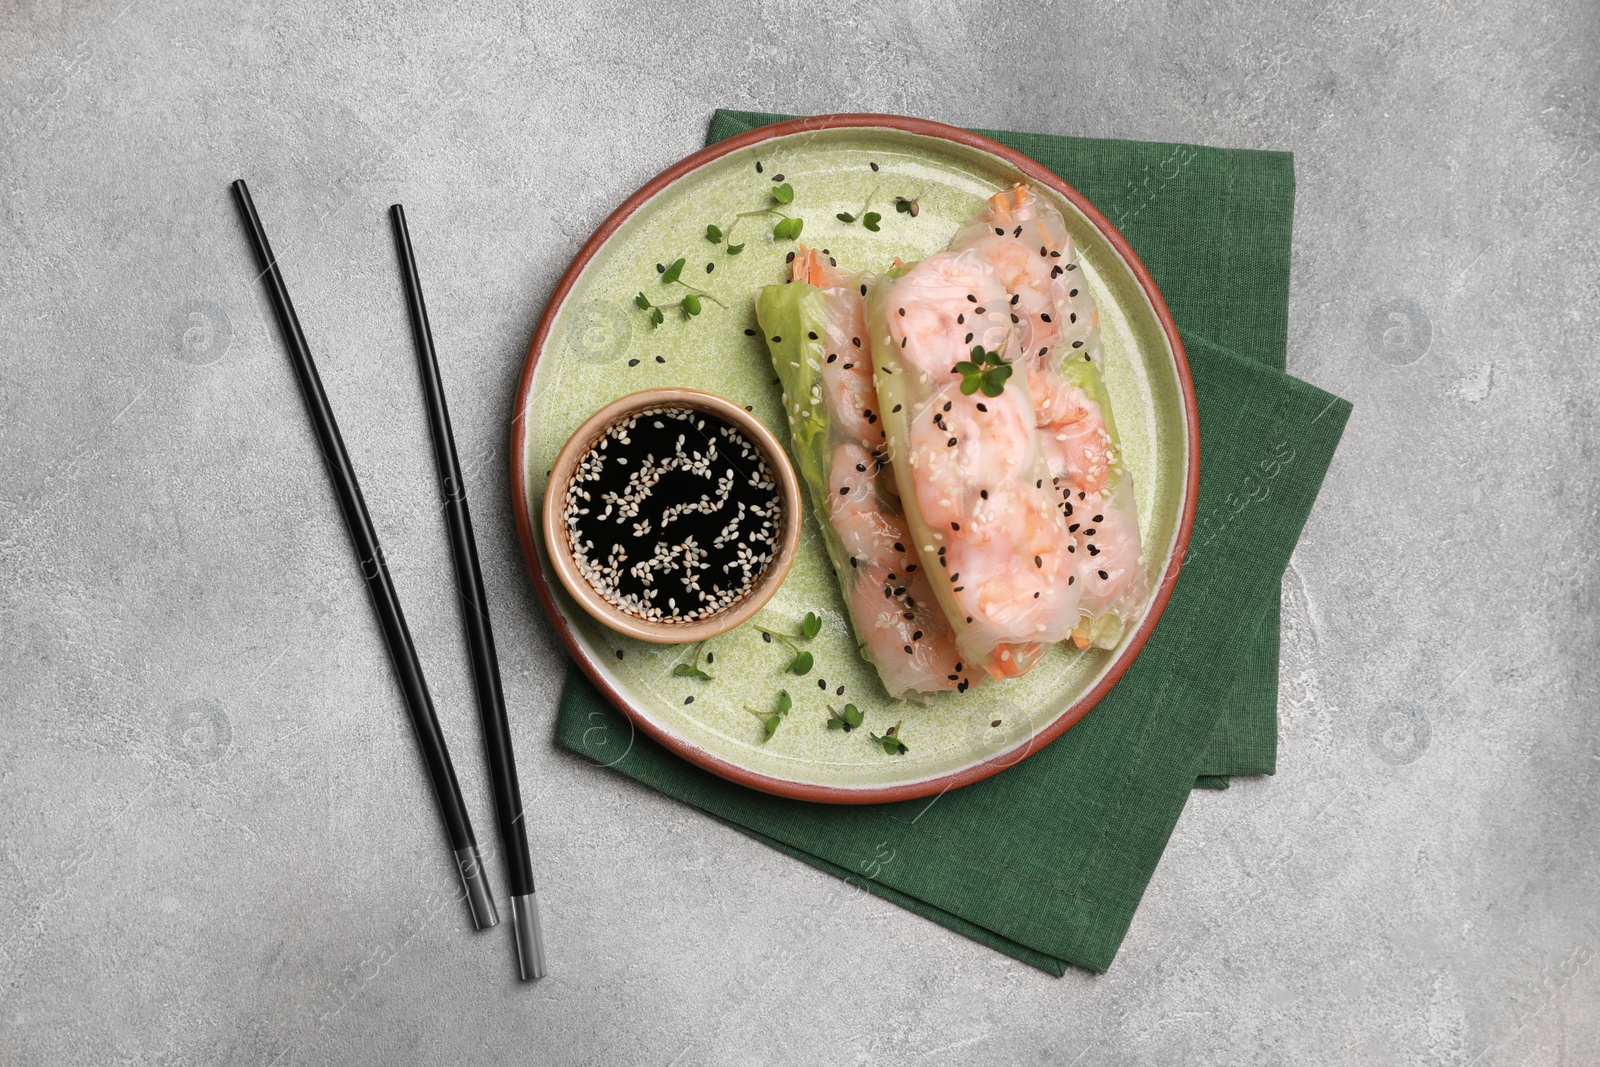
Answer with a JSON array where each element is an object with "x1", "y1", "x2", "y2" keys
[
  {"x1": 454, "y1": 845, "x2": 499, "y2": 930},
  {"x1": 510, "y1": 893, "x2": 547, "y2": 981}
]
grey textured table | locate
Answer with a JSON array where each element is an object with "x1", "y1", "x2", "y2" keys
[{"x1": 3, "y1": 2, "x2": 1597, "y2": 1064}]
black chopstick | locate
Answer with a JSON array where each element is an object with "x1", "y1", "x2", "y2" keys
[
  {"x1": 230, "y1": 180, "x2": 498, "y2": 932},
  {"x1": 388, "y1": 204, "x2": 547, "y2": 980}
]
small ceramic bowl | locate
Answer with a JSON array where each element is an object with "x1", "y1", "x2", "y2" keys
[{"x1": 541, "y1": 388, "x2": 801, "y2": 644}]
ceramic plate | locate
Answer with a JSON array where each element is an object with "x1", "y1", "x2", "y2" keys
[{"x1": 511, "y1": 114, "x2": 1197, "y2": 803}]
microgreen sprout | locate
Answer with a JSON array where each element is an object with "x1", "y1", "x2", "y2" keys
[
  {"x1": 836, "y1": 188, "x2": 883, "y2": 232},
  {"x1": 633, "y1": 257, "x2": 726, "y2": 325},
  {"x1": 707, "y1": 183, "x2": 805, "y2": 252},
  {"x1": 893, "y1": 186, "x2": 930, "y2": 217},
  {"x1": 671, "y1": 640, "x2": 714, "y2": 681},
  {"x1": 826, "y1": 703, "x2": 864, "y2": 732},
  {"x1": 745, "y1": 689, "x2": 792, "y2": 742},
  {"x1": 869, "y1": 720, "x2": 909, "y2": 755},
  {"x1": 952, "y1": 345, "x2": 1013, "y2": 397},
  {"x1": 755, "y1": 611, "x2": 821, "y2": 674}
]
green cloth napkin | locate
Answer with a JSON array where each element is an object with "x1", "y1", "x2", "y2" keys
[{"x1": 551, "y1": 110, "x2": 1350, "y2": 973}]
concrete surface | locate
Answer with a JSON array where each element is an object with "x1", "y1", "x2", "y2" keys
[{"x1": 2, "y1": 0, "x2": 1597, "y2": 1063}]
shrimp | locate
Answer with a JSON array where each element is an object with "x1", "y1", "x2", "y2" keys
[
  {"x1": 829, "y1": 443, "x2": 973, "y2": 694},
  {"x1": 868, "y1": 247, "x2": 1082, "y2": 676},
  {"x1": 950, "y1": 184, "x2": 1149, "y2": 650},
  {"x1": 756, "y1": 248, "x2": 981, "y2": 698}
]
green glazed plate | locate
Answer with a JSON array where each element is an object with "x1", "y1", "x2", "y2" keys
[{"x1": 511, "y1": 115, "x2": 1197, "y2": 804}]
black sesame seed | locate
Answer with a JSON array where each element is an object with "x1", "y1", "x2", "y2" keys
[
  {"x1": 773, "y1": 173, "x2": 784, "y2": 181},
  {"x1": 1067, "y1": 263, "x2": 1077, "y2": 270},
  {"x1": 756, "y1": 160, "x2": 764, "y2": 173},
  {"x1": 1068, "y1": 575, "x2": 1075, "y2": 585},
  {"x1": 904, "y1": 645, "x2": 914, "y2": 654},
  {"x1": 785, "y1": 251, "x2": 795, "y2": 263},
  {"x1": 1050, "y1": 250, "x2": 1061, "y2": 258},
  {"x1": 1093, "y1": 514, "x2": 1103, "y2": 522},
  {"x1": 616, "y1": 649, "x2": 625, "y2": 660},
  {"x1": 976, "y1": 403, "x2": 987, "y2": 412},
  {"x1": 656, "y1": 262, "x2": 666, "y2": 274},
  {"x1": 965, "y1": 332, "x2": 974, "y2": 344},
  {"x1": 898, "y1": 307, "x2": 906, "y2": 317},
  {"x1": 655, "y1": 355, "x2": 666, "y2": 364},
  {"x1": 957, "y1": 313, "x2": 965, "y2": 324},
  {"x1": 685, "y1": 695, "x2": 694, "y2": 704},
  {"x1": 1073, "y1": 340, "x2": 1084, "y2": 348},
  {"x1": 1069, "y1": 523, "x2": 1080, "y2": 532},
  {"x1": 628, "y1": 358, "x2": 640, "y2": 367},
  {"x1": 892, "y1": 404, "x2": 902, "y2": 413},
  {"x1": 839, "y1": 486, "x2": 849, "y2": 495},
  {"x1": 967, "y1": 294, "x2": 977, "y2": 302},
  {"x1": 771, "y1": 336, "x2": 782, "y2": 343},
  {"x1": 860, "y1": 284, "x2": 867, "y2": 296},
  {"x1": 706, "y1": 262, "x2": 715, "y2": 273},
  {"x1": 827, "y1": 353, "x2": 838, "y2": 363},
  {"x1": 1039, "y1": 347, "x2": 1049, "y2": 357},
  {"x1": 1070, "y1": 289, "x2": 1079, "y2": 297},
  {"x1": 1011, "y1": 314, "x2": 1020, "y2": 324},
  {"x1": 1039, "y1": 246, "x2": 1048, "y2": 256},
  {"x1": 980, "y1": 489, "x2": 988, "y2": 499},
  {"x1": 947, "y1": 437, "x2": 957, "y2": 447},
  {"x1": 870, "y1": 161, "x2": 879, "y2": 171},
  {"x1": 951, "y1": 522, "x2": 960, "y2": 531},
  {"x1": 1085, "y1": 528, "x2": 1097, "y2": 536},
  {"x1": 994, "y1": 227, "x2": 1004, "y2": 236},
  {"x1": 1099, "y1": 570, "x2": 1109, "y2": 580},
  {"x1": 836, "y1": 686, "x2": 845, "y2": 695},
  {"x1": 763, "y1": 631, "x2": 773, "y2": 643},
  {"x1": 818, "y1": 678, "x2": 827, "y2": 689},
  {"x1": 974, "y1": 307, "x2": 985, "y2": 314},
  {"x1": 852, "y1": 336, "x2": 862, "y2": 347},
  {"x1": 1034, "y1": 555, "x2": 1042, "y2": 568},
  {"x1": 808, "y1": 331, "x2": 818, "y2": 340},
  {"x1": 744, "y1": 328, "x2": 755, "y2": 336},
  {"x1": 1041, "y1": 313, "x2": 1052, "y2": 324}
]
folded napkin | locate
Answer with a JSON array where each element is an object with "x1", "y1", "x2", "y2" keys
[{"x1": 552, "y1": 110, "x2": 1350, "y2": 973}]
